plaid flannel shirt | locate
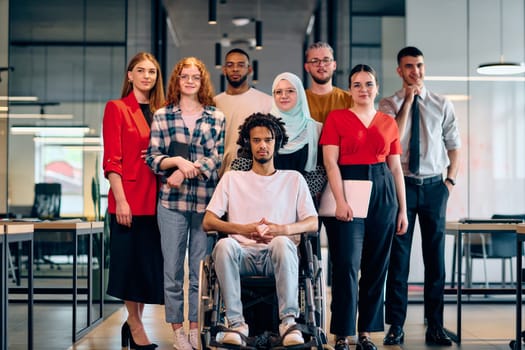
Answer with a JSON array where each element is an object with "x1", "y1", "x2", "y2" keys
[{"x1": 146, "y1": 104, "x2": 225, "y2": 213}]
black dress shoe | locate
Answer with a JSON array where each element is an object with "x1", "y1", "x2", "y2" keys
[
  {"x1": 383, "y1": 325, "x2": 404, "y2": 345},
  {"x1": 425, "y1": 326, "x2": 452, "y2": 346},
  {"x1": 356, "y1": 336, "x2": 377, "y2": 350}
]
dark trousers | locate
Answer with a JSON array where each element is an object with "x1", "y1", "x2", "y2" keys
[
  {"x1": 325, "y1": 163, "x2": 398, "y2": 336},
  {"x1": 385, "y1": 178, "x2": 449, "y2": 328}
]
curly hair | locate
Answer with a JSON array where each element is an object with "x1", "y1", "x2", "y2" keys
[
  {"x1": 166, "y1": 57, "x2": 215, "y2": 107},
  {"x1": 120, "y1": 52, "x2": 165, "y2": 113},
  {"x1": 236, "y1": 113, "x2": 289, "y2": 159}
]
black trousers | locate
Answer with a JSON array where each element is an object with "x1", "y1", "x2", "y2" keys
[
  {"x1": 385, "y1": 177, "x2": 449, "y2": 328},
  {"x1": 325, "y1": 163, "x2": 398, "y2": 336}
]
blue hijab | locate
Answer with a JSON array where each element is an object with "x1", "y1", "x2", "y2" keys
[{"x1": 270, "y1": 72, "x2": 321, "y2": 172}]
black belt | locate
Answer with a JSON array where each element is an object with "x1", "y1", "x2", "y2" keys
[{"x1": 404, "y1": 174, "x2": 442, "y2": 186}]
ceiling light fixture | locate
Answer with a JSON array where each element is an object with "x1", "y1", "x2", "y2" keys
[
  {"x1": 208, "y1": 0, "x2": 217, "y2": 24},
  {"x1": 255, "y1": 0, "x2": 263, "y2": 50},
  {"x1": 477, "y1": 0, "x2": 525, "y2": 75},
  {"x1": 215, "y1": 42, "x2": 222, "y2": 68},
  {"x1": 220, "y1": 33, "x2": 231, "y2": 47},
  {"x1": 425, "y1": 75, "x2": 525, "y2": 82},
  {"x1": 255, "y1": 20, "x2": 263, "y2": 50},
  {"x1": 0, "y1": 96, "x2": 39, "y2": 102},
  {"x1": 11, "y1": 125, "x2": 90, "y2": 136},
  {"x1": 232, "y1": 17, "x2": 252, "y2": 26},
  {"x1": 477, "y1": 62, "x2": 525, "y2": 75},
  {"x1": 3, "y1": 113, "x2": 74, "y2": 120}
]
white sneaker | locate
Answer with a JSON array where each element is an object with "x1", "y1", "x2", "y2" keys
[
  {"x1": 189, "y1": 328, "x2": 199, "y2": 349},
  {"x1": 222, "y1": 323, "x2": 249, "y2": 346},
  {"x1": 173, "y1": 327, "x2": 193, "y2": 350},
  {"x1": 279, "y1": 321, "x2": 304, "y2": 346}
]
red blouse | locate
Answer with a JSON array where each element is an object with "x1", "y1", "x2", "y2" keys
[{"x1": 319, "y1": 109, "x2": 402, "y2": 165}]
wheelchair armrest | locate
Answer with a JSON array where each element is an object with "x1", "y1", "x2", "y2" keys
[
  {"x1": 206, "y1": 230, "x2": 220, "y2": 237},
  {"x1": 302, "y1": 231, "x2": 319, "y2": 240}
]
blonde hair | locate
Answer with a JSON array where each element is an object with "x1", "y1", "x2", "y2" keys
[{"x1": 166, "y1": 57, "x2": 215, "y2": 107}]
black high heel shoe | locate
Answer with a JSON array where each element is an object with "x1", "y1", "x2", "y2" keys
[{"x1": 121, "y1": 322, "x2": 158, "y2": 349}]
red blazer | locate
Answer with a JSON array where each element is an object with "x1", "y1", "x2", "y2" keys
[{"x1": 103, "y1": 92, "x2": 158, "y2": 215}]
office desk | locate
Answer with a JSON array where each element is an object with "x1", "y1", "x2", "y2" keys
[
  {"x1": 9, "y1": 220, "x2": 104, "y2": 342},
  {"x1": 515, "y1": 224, "x2": 525, "y2": 350},
  {"x1": 1, "y1": 223, "x2": 34, "y2": 350},
  {"x1": 445, "y1": 221, "x2": 518, "y2": 343}
]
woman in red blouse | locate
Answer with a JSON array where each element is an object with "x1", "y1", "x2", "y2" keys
[
  {"x1": 319, "y1": 64, "x2": 408, "y2": 350},
  {"x1": 103, "y1": 52, "x2": 165, "y2": 349}
]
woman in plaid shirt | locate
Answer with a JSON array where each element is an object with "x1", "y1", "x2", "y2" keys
[{"x1": 146, "y1": 57, "x2": 225, "y2": 350}]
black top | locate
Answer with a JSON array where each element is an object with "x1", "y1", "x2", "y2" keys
[
  {"x1": 274, "y1": 144, "x2": 308, "y2": 174},
  {"x1": 139, "y1": 103, "x2": 153, "y2": 126}
]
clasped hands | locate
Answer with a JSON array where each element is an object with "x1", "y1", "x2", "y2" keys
[
  {"x1": 248, "y1": 218, "x2": 285, "y2": 244},
  {"x1": 167, "y1": 157, "x2": 202, "y2": 188}
]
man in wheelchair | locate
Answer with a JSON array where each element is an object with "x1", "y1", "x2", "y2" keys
[{"x1": 202, "y1": 113, "x2": 319, "y2": 348}]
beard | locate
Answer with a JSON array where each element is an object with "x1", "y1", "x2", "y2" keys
[
  {"x1": 253, "y1": 154, "x2": 273, "y2": 165},
  {"x1": 311, "y1": 74, "x2": 331, "y2": 85},
  {"x1": 226, "y1": 73, "x2": 248, "y2": 88}
]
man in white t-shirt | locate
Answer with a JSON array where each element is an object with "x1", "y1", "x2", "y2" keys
[
  {"x1": 214, "y1": 48, "x2": 272, "y2": 177},
  {"x1": 203, "y1": 113, "x2": 318, "y2": 347}
]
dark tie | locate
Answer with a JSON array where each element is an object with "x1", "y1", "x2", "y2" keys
[{"x1": 408, "y1": 95, "x2": 420, "y2": 175}]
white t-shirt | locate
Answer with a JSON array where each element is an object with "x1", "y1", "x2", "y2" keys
[
  {"x1": 206, "y1": 169, "x2": 318, "y2": 245},
  {"x1": 214, "y1": 88, "x2": 272, "y2": 176}
]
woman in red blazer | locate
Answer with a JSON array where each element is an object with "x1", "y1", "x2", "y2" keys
[{"x1": 103, "y1": 52, "x2": 165, "y2": 350}]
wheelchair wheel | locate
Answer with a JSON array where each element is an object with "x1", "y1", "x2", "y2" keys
[{"x1": 198, "y1": 257, "x2": 213, "y2": 350}]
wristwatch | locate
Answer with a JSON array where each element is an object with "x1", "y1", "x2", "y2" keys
[{"x1": 445, "y1": 177, "x2": 456, "y2": 186}]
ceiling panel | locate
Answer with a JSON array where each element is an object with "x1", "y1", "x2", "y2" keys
[{"x1": 163, "y1": 0, "x2": 317, "y2": 49}]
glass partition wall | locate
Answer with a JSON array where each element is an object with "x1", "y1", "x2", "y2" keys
[
  {"x1": 7, "y1": 0, "x2": 126, "y2": 220},
  {"x1": 5, "y1": 1, "x2": 127, "y2": 347},
  {"x1": 403, "y1": 0, "x2": 525, "y2": 286},
  {"x1": 1, "y1": 0, "x2": 9, "y2": 215}
]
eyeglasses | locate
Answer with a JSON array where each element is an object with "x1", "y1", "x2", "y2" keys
[
  {"x1": 224, "y1": 62, "x2": 248, "y2": 69},
  {"x1": 178, "y1": 74, "x2": 201, "y2": 82},
  {"x1": 306, "y1": 58, "x2": 334, "y2": 66},
  {"x1": 273, "y1": 88, "x2": 297, "y2": 97}
]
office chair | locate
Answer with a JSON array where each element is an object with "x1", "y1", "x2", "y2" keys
[
  {"x1": 468, "y1": 214, "x2": 525, "y2": 288},
  {"x1": 31, "y1": 182, "x2": 61, "y2": 219},
  {"x1": 31, "y1": 183, "x2": 63, "y2": 269}
]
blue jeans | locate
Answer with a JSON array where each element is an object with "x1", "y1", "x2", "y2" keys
[
  {"x1": 157, "y1": 204, "x2": 207, "y2": 324},
  {"x1": 212, "y1": 236, "x2": 299, "y2": 326}
]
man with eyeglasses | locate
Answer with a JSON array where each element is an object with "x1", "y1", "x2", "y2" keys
[
  {"x1": 215, "y1": 48, "x2": 272, "y2": 177},
  {"x1": 304, "y1": 42, "x2": 353, "y2": 124}
]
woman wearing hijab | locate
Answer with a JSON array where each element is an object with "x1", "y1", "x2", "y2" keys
[
  {"x1": 231, "y1": 72, "x2": 325, "y2": 199},
  {"x1": 270, "y1": 72, "x2": 322, "y2": 175}
]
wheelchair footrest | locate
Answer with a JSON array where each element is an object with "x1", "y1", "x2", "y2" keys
[{"x1": 206, "y1": 325, "x2": 324, "y2": 350}]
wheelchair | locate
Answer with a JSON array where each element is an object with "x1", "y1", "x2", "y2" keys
[{"x1": 198, "y1": 232, "x2": 331, "y2": 350}]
